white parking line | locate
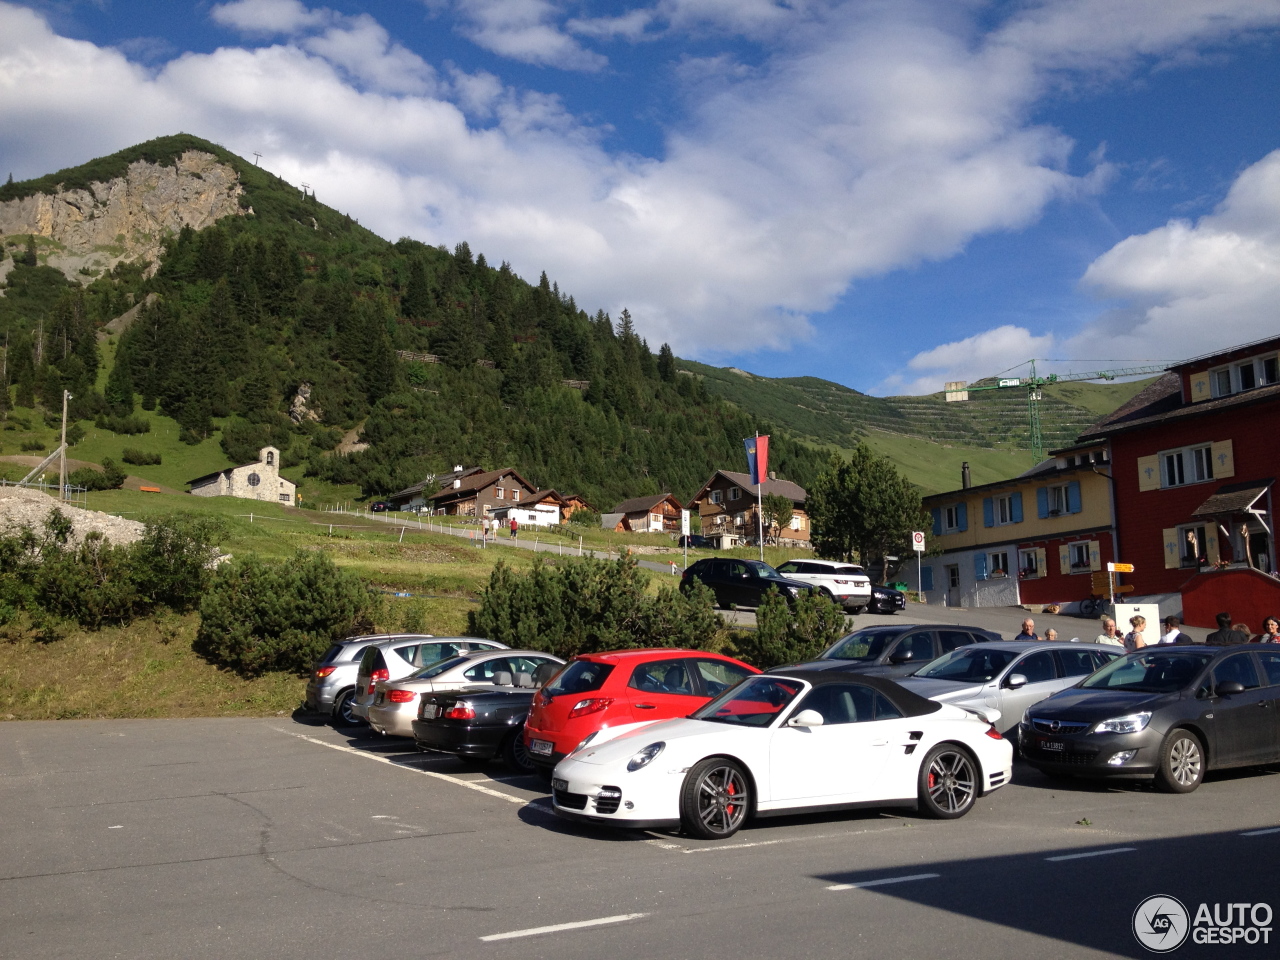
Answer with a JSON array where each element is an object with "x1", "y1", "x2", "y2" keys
[
  {"x1": 826, "y1": 872, "x2": 940, "y2": 892},
  {"x1": 479, "y1": 913, "x2": 649, "y2": 942},
  {"x1": 273, "y1": 729, "x2": 525, "y2": 804},
  {"x1": 1242, "y1": 827, "x2": 1280, "y2": 836},
  {"x1": 1045, "y1": 847, "x2": 1136, "y2": 862}
]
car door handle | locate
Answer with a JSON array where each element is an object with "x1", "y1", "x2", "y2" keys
[{"x1": 635, "y1": 703, "x2": 657, "y2": 709}]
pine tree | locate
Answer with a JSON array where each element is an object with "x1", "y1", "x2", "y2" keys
[
  {"x1": 657, "y1": 343, "x2": 677, "y2": 382},
  {"x1": 104, "y1": 349, "x2": 135, "y2": 413},
  {"x1": 21, "y1": 234, "x2": 37, "y2": 267}
]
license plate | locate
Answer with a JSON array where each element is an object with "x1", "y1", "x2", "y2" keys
[
  {"x1": 421, "y1": 704, "x2": 439, "y2": 719},
  {"x1": 552, "y1": 778, "x2": 568, "y2": 792},
  {"x1": 530, "y1": 739, "x2": 554, "y2": 757},
  {"x1": 1040, "y1": 739, "x2": 1064, "y2": 752}
]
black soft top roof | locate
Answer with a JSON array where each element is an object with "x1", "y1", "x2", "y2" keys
[{"x1": 764, "y1": 664, "x2": 943, "y2": 718}]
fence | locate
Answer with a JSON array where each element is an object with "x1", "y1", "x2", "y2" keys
[{"x1": 0, "y1": 479, "x2": 89, "y2": 509}]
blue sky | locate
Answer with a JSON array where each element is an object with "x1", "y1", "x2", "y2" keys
[{"x1": 2, "y1": 0, "x2": 1279, "y2": 395}]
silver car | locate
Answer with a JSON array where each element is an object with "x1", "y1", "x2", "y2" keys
[
  {"x1": 350, "y1": 637, "x2": 510, "y2": 724},
  {"x1": 896, "y1": 641, "x2": 1124, "y2": 735},
  {"x1": 366, "y1": 649, "x2": 565, "y2": 737}
]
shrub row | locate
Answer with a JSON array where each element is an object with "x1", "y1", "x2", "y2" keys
[{"x1": 122, "y1": 447, "x2": 162, "y2": 465}]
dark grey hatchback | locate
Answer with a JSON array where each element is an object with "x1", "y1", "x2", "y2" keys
[{"x1": 1021, "y1": 645, "x2": 1280, "y2": 793}]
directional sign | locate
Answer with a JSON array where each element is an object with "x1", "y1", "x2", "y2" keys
[
  {"x1": 1114, "y1": 584, "x2": 1135, "y2": 594},
  {"x1": 1108, "y1": 562, "x2": 1134, "y2": 573},
  {"x1": 911, "y1": 531, "x2": 926, "y2": 553}
]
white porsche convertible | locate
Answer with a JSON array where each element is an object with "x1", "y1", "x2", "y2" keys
[{"x1": 551, "y1": 667, "x2": 1013, "y2": 839}]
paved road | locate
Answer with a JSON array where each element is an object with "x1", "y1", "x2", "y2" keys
[{"x1": 3, "y1": 716, "x2": 1276, "y2": 959}]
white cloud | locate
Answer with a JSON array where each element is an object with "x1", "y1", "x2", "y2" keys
[
  {"x1": 451, "y1": 0, "x2": 607, "y2": 70},
  {"x1": 3, "y1": 0, "x2": 1280, "y2": 370},
  {"x1": 884, "y1": 326, "x2": 1058, "y2": 396}
]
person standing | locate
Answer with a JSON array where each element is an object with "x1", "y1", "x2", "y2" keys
[
  {"x1": 1094, "y1": 619, "x2": 1124, "y2": 647},
  {"x1": 1205, "y1": 612, "x2": 1248, "y2": 645},
  {"x1": 1044, "y1": 628, "x2": 1059, "y2": 643},
  {"x1": 1124, "y1": 615, "x2": 1147, "y2": 652},
  {"x1": 1158, "y1": 617, "x2": 1183, "y2": 644},
  {"x1": 1256, "y1": 616, "x2": 1280, "y2": 643},
  {"x1": 1015, "y1": 618, "x2": 1039, "y2": 641},
  {"x1": 509, "y1": 517, "x2": 518, "y2": 540}
]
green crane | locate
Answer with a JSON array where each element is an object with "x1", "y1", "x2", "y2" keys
[{"x1": 944, "y1": 359, "x2": 1168, "y2": 463}]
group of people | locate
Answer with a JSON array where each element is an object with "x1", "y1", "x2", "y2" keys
[
  {"x1": 1015, "y1": 613, "x2": 1280, "y2": 652},
  {"x1": 480, "y1": 517, "x2": 520, "y2": 541}
]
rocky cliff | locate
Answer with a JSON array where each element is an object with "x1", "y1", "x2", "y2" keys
[{"x1": 0, "y1": 150, "x2": 245, "y2": 277}]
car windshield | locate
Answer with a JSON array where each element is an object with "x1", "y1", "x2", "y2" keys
[
  {"x1": 746, "y1": 561, "x2": 785, "y2": 580},
  {"x1": 914, "y1": 647, "x2": 1017, "y2": 682},
  {"x1": 411, "y1": 656, "x2": 469, "y2": 680},
  {"x1": 821, "y1": 627, "x2": 903, "y2": 662},
  {"x1": 693, "y1": 676, "x2": 805, "y2": 726},
  {"x1": 543, "y1": 660, "x2": 615, "y2": 698},
  {"x1": 1080, "y1": 651, "x2": 1214, "y2": 693}
]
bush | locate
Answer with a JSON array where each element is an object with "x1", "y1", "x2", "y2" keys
[
  {"x1": 122, "y1": 447, "x2": 162, "y2": 465},
  {"x1": 467, "y1": 555, "x2": 725, "y2": 658},
  {"x1": 20, "y1": 439, "x2": 45, "y2": 452},
  {"x1": 67, "y1": 458, "x2": 126, "y2": 491},
  {"x1": 567, "y1": 509, "x2": 601, "y2": 527},
  {"x1": 731, "y1": 588, "x2": 847, "y2": 669},
  {"x1": 94, "y1": 413, "x2": 151, "y2": 435},
  {"x1": 196, "y1": 551, "x2": 378, "y2": 676}
]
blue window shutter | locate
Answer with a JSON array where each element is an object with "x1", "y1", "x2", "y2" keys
[
  {"x1": 974, "y1": 552, "x2": 987, "y2": 581},
  {"x1": 957, "y1": 503, "x2": 968, "y2": 532},
  {"x1": 1067, "y1": 481, "x2": 1082, "y2": 514},
  {"x1": 921, "y1": 566, "x2": 934, "y2": 592},
  {"x1": 1011, "y1": 492, "x2": 1024, "y2": 523},
  {"x1": 1036, "y1": 487, "x2": 1049, "y2": 519},
  {"x1": 931, "y1": 508, "x2": 942, "y2": 536},
  {"x1": 983, "y1": 497, "x2": 994, "y2": 528}
]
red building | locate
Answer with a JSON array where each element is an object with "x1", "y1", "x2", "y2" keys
[{"x1": 1077, "y1": 335, "x2": 1280, "y2": 627}]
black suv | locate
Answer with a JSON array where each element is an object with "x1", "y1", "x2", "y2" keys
[
  {"x1": 680, "y1": 557, "x2": 814, "y2": 609},
  {"x1": 793, "y1": 623, "x2": 1003, "y2": 678}
]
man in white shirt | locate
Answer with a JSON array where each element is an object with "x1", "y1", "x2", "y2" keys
[
  {"x1": 1094, "y1": 619, "x2": 1124, "y2": 646},
  {"x1": 1159, "y1": 616, "x2": 1183, "y2": 644}
]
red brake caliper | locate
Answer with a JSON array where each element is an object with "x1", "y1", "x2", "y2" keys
[{"x1": 726, "y1": 778, "x2": 737, "y2": 815}]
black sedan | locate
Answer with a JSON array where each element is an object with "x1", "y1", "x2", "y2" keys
[
  {"x1": 680, "y1": 557, "x2": 814, "y2": 609},
  {"x1": 1020, "y1": 645, "x2": 1280, "y2": 792},
  {"x1": 413, "y1": 687, "x2": 538, "y2": 772},
  {"x1": 868, "y1": 584, "x2": 906, "y2": 614},
  {"x1": 794, "y1": 623, "x2": 1002, "y2": 678}
]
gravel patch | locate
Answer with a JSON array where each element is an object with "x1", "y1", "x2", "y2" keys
[{"x1": 0, "y1": 486, "x2": 146, "y2": 546}]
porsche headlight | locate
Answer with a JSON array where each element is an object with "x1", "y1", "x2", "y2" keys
[
  {"x1": 1091, "y1": 712, "x2": 1151, "y2": 735},
  {"x1": 627, "y1": 741, "x2": 666, "y2": 772}
]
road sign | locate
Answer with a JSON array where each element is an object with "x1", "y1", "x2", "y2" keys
[
  {"x1": 1107, "y1": 562, "x2": 1134, "y2": 573},
  {"x1": 1091, "y1": 573, "x2": 1111, "y2": 593},
  {"x1": 1114, "y1": 584, "x2": 1134, "y2": 594},
  {"x1": 681, "y1": 509, "x2": 690, "y2": 537},
  {"x1": 911, "y1": 531, "x2": 926, "y2": 553}
]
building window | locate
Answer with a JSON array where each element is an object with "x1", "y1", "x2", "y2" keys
[
  {"x1": 1161, "y1": 444, "x2": 1213, "y2": 487},
  {"x1": 265, "y1": 451, "x2": 274, "y2": 466},
  {"x1": 1069, "y1": 542, "x2": 1091, "y2": 571},
  {"x1": 729, "y1": 487, "x2": 742, "y2": 501},
  {"x1": 1237, "y1": 361, "x2": 1257, "y2": 391},
  {"x1": 279, "y1": 493, "x2": 290, "y2": 502},
  {"x1": 994, "y1": 495, "x2": 1015, "y2": 525},
  {"x1": 711, "y1": 490, "x2": 722, "y2": 504},
  {"x1": 1018, "y1": 548, "x2": 1040, "y2": 578},
  {"x1": 1047, "y1": 484, "x2": 1066, "y2": 515},
  {"x1": 1179, "y1": 523, "x2": 1209, "y2": 568},
  {"x1": 496, "y1": 488, "x2": 505, "y2": 500},
  {"x1": 944, "y1": 505, "x2": 961, "y2": 531},
  {"x1": 947, "y1": 565, "x2": 960, "y2": 589},
  {"x1": 512, "y1": 490, "x2": 520, "y2": 502},
  {"x1": 1210, "y1": 354, "x2": 1279, "y2": 396},
  {"x1": 989, "y1": 552, "x2": 1009, "y2": 578},
  {"x1": 1265, "y1": 356, "x2": 1280, "y2": 385},
  {"x1": 790, "y1": 515, "x2": 802, "y2": 531},
  {"x1": 734, "y1": 512, "x2": 745, "y2": 526}
]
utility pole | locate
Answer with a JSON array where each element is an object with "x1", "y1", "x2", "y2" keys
[
  {"x1": 253, "y1": 152, "x2": 262, "y2": 166},
  {"x1": 59, "y1": 389, "x2": 71, "y2": 499}
]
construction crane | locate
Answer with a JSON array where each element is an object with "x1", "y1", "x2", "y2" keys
[{"x1": 944, "y1": 359, "x2": 1168, "y2": 462}]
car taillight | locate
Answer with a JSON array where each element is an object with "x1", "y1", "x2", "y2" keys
[
  {"x1": 314, "y1": 666, "x2": 336, "y2": 678},
  {"x1": 388, "y1": 690, "x2": 416, "y2": 703},
  {"x1": 569, "y1": 697, "x2": 614, "y2": 719},
  {"x1": 985, "y1": 725, "x2": 1005, "y2": 740},
  {"x1": 367, "y1": 667, "x2": 389, "y2": 694},
  {"x1": 445, "y1": 703, "x2": 476, "y2": 720}
]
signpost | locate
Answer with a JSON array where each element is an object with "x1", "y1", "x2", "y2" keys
[
  {"x1": 911, "y1": 531, "x2": 925, "y2": 603},
  {"x1": 1101, "y1": 562, "x2": 1136, "y2": 605},
  {"x1": 681, "y1": 509, "x2": 690, "y2": 570}
]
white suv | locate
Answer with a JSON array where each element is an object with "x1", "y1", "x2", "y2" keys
[{"x1": 774, "y1": 559, "x2": 872, "y2": 612}]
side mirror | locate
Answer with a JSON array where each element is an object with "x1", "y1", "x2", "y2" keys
[
  {"x1": 888, "y1": 650, "x2": 914, "y2": 665},
  {"x1": 788, "y1": 709, "x2": 825, "y2": 728},
  {"x1": 1215, "y1": 681, "x2": 1246, "y2": 697},
  {"x1": 1004, "y1": 673, "x2": 1028, "y2": 690}
]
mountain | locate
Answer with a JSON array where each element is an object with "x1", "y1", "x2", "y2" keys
[{"x1": 0, "y1": 135, "x2": 826, "y2": 508}]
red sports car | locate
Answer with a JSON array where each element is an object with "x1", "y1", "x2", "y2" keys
[{"x1": 523, "y1": 648, "x2": 759, "y2": 777}]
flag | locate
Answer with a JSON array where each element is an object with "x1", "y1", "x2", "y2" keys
[{"x1": 743, "y1": 435, "x2": 770, "y2": 486}]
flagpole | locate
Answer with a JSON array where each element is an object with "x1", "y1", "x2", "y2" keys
[{"x1": 756, "y1": 431, "x2": 764, "y2": 563}]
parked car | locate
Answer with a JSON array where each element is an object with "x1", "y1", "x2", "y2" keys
[
  {"x1": 412, "y1": 665, "x2": 560, "y2": 771},
  {"x1": 897, "y1": 641, "x2": 1123, "y2": 736},
  {"x1": 366, "y1": 649, "x2": 565, "y2": 736},
  {"x1": 1021, "y1": 645, "x2": 1280, "y2": 793},
  {"x1": 679, "y1": 557, "x2": 814, "y2": 609},
  {"x1": 305, "y1": 634, "x2": 488, "y2": 726},
  {"x1": 550, "y1": 665, "x2": 1013, "y2": 838},
  {"x1": 523, "y1": 649, "x2": 759, "y2": 778},
  {"x1": 796, "y1": 623, "x2": 1002, "y2": 679},
  {"x1": 773, "y1": 559, "x2": 872, "y2": 612},
  {"x1": 369, "y1": 501, "x2": 392, "y2": 512},
  {"x1": 678, "y1": 534, "x2": 709, "y2": 548},
  {"x1": 351, "y1": 638, "x2": 510, "y2": 725},
  {"x1": 868, "y1": 584, "x2": 906, "y2": 614}
]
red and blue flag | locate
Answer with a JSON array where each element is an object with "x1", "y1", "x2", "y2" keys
[{"x1": 743, "y1": 435, "x2": 769, "y2": 486}]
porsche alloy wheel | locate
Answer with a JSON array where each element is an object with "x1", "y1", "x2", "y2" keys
[
  {"x1": 681, "y1": 758, "x2": 751, "y2": 839},
  {"x1": 918, "y1": 744, "x2": 978, "y2": 819}
]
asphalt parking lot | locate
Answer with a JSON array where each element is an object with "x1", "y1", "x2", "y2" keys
[{"x1": 3, "y1": 714, "x2": 1276, "y2": 959}]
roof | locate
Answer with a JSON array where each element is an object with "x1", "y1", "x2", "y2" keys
[
  {"x1": 427, "y1": 467, "x2": 536, "y2": 501},
  {"x1": 1191, "y1": 479, "x2": 1274, "y2": 518},
  {"x1": 187, "y1": 458, "x2": 279, "y2": 487},
  {"x1": 612, "y1": 493, "x2": 680, "y2": 514},
  {"x1": 1078, "y1": 372, "x2": 1280, "y2": 440},
  {"x1": 689, "y1": 470, "x2": 807, "y2": 507},
  {"x1": 1169, "y1": 333, "x2": 1280, "y2": 371},
  {"x1": 921, "y1": 459, "x2": 1102, "y2": 503},
  {"x1": 527, "y1": 489, "x2": 566, "y2": 505},
  {"x1": 762, "y1": 665, "x2": 941, "y2": 717},
  {"x1": 574, "y1": 648, "x2": 758, "y2": 666},
  {"x1": 600, "y1": 512, "x2": 625, "y2": 528}
]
